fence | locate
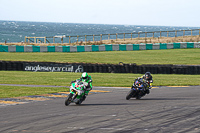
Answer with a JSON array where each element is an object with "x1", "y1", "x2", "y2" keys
[
  {"x1": 1, "y1": 42, "x2": 199, "y2": 52},
  {"x1": 24, "y1": 29, "x2": 200, "y2": 44}
]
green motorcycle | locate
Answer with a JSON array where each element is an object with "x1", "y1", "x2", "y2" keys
[{"x1": 65, "y1": 80, "x2": 88, "y2": 106}]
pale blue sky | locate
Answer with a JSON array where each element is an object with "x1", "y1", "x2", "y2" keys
[{"x1": 0, "y1": 0, "x2": 200, "y2": 27}]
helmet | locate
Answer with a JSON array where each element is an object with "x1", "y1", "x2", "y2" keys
[
  {"x1": 82, "y1": 72, "x2": 88, "y2": 80},
  {"x1": 144, "y1": 72, "x2": 152, "y2": 80}
]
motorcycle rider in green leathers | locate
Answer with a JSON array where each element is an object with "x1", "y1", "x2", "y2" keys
[{"x1": 71, "y1": 72, "x2": 92, "y2": 96}]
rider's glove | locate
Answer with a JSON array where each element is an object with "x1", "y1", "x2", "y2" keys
[
  {"x1": 149, "y1": 86, "x2": 152, "y2": 89},
  {"x1": 71, "y1": 81, "x2": 75, "y2": 84}
]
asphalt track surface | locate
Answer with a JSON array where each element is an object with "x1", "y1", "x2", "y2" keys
[{"x1": 0, "y1": 86, "x2": 200, "y2": 133}]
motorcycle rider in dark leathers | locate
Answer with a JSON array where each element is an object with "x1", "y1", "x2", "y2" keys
[{"x1": 138, "y1": 72, "x2": 153, "y2": 94}]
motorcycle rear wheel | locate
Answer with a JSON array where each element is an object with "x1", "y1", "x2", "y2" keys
[
  {"x1": 136, "y1": 95, "x2": 141, "y2": 99},
  {"x1": 65, "y1": 93, "x2": 73, "y2": 106},
  {"x1": 75, "y1": 95, "x2": 86, "y2": 105}
]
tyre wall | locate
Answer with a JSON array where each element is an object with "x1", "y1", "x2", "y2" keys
[{"x1": 1, "y1": 61, "x2": 200, "y2": 74}]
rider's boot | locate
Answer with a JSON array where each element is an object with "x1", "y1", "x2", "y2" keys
[{"x1": 85, "y1": 90, "x2": 89, "y2": 96}]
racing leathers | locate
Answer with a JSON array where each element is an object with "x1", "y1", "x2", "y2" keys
[
  {"x1": 140, "y1": 74, "x2": 153, "y2": 94},
  {"x1": 72, "y1": 74, "x2": 92, "y2": 96}
]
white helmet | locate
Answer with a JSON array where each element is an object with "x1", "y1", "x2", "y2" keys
[{"x1": 82, "y1": 72, "x2": 88, "y2": 79}]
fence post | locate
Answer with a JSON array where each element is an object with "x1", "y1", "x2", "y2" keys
[
  {"x1": 25, "y1": 36, "x2": 27, "y2": 43},
  {"x1": 69, "y1": 36, "x2": 71, "y2": 44},
  {"x1": 167, "y1": 31, "x2": 169, "y2": 37},
  {"x1": 93, "y1": 35, "x2": 95, "y2": 42},
  {"x1": 108, "y1": 34, "x2": 110, "y2": 40},
  {"x1": 100, "y1": 34, "x2": 102, "y2": 42},
  {"x1": 153, "y1": 32, "x2": 154, "y2": 38},
  {"x1": 85, "y1": 35, "x2": 87, "y2": 43},
  {"x1": 183, "y1": 30, "x2": 185, "y2": 38},
  {"x1": 160, "y1": 31, "x2": 162, "y2": 38},
  {"x1": 145, "y1": 32, "x2": 147, "y2": 43},
  {"x1": 175, "y1": 30, "x2": 177, "y2": 37},
  {"x1": 77, "y1": 35, "x2": 79, "y2": 43},
  {"x1": 124, "y1": 33, "x2": 125, "y2": 41},
  {"x1": 116, "y1": 33, "x2": 118, "y2": 41},
  {"x1": 131, "y1": 33, "x2": 132, "y2": 40},
  {"x1": 199, "y1": 29, "x2": 200, "y2": 37},
  {"x1": 34, "y1": 37, "x2": 36, "y2": 43},
  {"x1": 53, "y1": 37, "x2": 55, "y2": 43},
  {"x1": 44, "y1": 37, "x2": 46, "y2": 43},
  {"x1": 61, "y1": 37, "x2": 63, "y2": 43},
  {"x1": 191, "y1": 29, "x2": 193, "y2": 36},
  {"x1": 138, "y1": 32, "x2": 140, "y2": 39}
]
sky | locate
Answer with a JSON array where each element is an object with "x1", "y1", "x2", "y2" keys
[{"x1": 0, "y1": 0, "x2": 200, "y2": 27}]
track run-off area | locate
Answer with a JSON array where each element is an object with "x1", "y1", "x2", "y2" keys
[{"x1": 0, "y1": 85, "x2": 200, "y2": 133}]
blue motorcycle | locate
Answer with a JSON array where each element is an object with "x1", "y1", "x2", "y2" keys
[{"x1": 126, "y1": 78, "x2": 147, "y2": 100}]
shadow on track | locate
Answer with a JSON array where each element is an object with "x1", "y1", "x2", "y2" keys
[
  {"x1": 128, "y1": 97, "x2": 194, "y2": 101},
  {"x1": 69, "y1": 103, "x2": 138, "y2": 106}
]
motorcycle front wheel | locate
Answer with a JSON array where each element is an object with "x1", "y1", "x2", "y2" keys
[
  {"x1": 65, "y1": 93, "x2": 73, "y2": 106},
  {"x1": 126, "y1": 89, "x2": 134, "y2": 100}
]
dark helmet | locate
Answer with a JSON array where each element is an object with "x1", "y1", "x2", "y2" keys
[{"x1": 144, "y1": 72, "x2": 152, "y2": 80}]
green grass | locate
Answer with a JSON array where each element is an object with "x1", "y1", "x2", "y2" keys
[
  {"x1": 1, "y1": 48, "x2": 200, "y2": 65},
  {"x1": 1, "y1": 49, "x2": 200, "y2": 98},
  {"x1": 1, "y1": 71, "x2": 200, "y2": 98},
  {"x1": 1, "y1": 71, "x2": 200, "y2": 87},
  {"x1": 0, "y1": 86, "x2": 67, "y2": 98}
]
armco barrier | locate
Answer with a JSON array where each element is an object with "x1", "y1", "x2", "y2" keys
[
  {"x1": 0, "y1": 61, "x2": 200, "y2": 74},
  {"x1": 0, "y1": 42, "x2": 199, "y2": 52}
]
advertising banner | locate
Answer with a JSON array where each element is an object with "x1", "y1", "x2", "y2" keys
[{"x1": 23, "y1": 63, "x2": 84, "y2": 72}]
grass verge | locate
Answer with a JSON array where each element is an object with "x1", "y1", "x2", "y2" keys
[
  {"x1": 0, "y1": 86, "x2": 67, "y2": 98},
  {"x1": 1, "y1": 49, "x2": 200, "y2": 65},
  {"x1": 1, "y1": 49, "x2": 200, "y2": 98},
  {"x1": 1, "y1": 71, "x2": 200, "y2": 98}
]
